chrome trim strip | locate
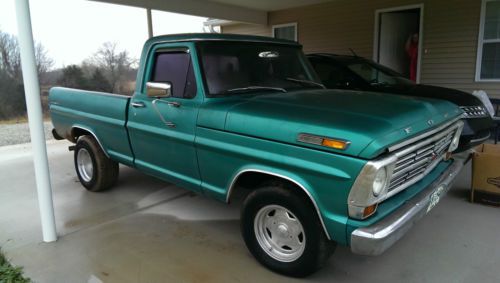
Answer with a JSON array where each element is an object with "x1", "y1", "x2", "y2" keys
[
  {"x1": 350, "y1": 157, "x2": 465, "y2": 256},
  {"x1": 226, "y1": 169, "x2": 331, "y2": 240},
  {"x1": 71, "y1": 126, "x2": 110, "y2": 158},
  {"x1": 469, "y1": 132, "x2": 491, "y2": 144},
  {"x1": 388, "y1": 116, "x2": 461, "y2": 152}
]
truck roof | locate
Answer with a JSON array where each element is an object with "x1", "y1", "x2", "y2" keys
[{"x1": 144, "y1": 33, "x2": 301, "y2": 47}]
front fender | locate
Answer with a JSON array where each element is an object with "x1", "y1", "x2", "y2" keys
[{"x1": 196, "y1": 127, "x2": 367, "y2": 245}]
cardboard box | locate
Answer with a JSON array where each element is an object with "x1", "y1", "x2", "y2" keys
[{"x1": 471, "y1": 144, "x2": 500, "y2": 207}]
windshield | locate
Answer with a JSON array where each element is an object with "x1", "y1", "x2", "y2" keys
[
  {"x1": 197, "y1": 41, "x2": 322, "y2": 96},
  {"x1": 347, "y1": 61, "x2": 414, "y2": 86}
]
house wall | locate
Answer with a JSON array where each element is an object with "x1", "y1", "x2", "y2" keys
[{"x1": 222, "y1": 0, "x2": 500, "y2": 98}]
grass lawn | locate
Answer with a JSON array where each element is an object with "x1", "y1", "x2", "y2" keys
[
  {"x1": 0, "y1": 117, "x2": 29, "y2": 125},
  {"x1": 0, "y1": 250, "x2": 30, "y2": 283}
]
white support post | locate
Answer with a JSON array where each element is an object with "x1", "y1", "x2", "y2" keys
[
  {"x1": 15, "y1": 0, "x2": 57, "y2": 242},
  {"x1": 146, "y1": 8, "x2": 153, "y2": 38}
]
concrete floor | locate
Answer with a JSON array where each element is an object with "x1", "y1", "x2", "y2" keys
[{"x1": 0, "y1": 141, "x2": 499, "y2": 283}]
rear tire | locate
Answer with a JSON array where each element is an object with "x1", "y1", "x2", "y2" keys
[
  {"x1": 74, "y1": 135, "x2": 118, "y2": 192},
  {"x1": 241, "y1": 185, "x2": 336, "y2": 277}
]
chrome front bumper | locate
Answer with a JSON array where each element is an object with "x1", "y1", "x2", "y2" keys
[{"x1": 350, "y1": 157, "x2": 465, "y2": 256}]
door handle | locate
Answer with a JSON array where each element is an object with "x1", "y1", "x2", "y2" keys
[
  {"x1": 167, "y1": 101, "x2": 181, "y2": 108},
  {"x1": 131, "y1": 101, "x2": 146, "y2": 108}
]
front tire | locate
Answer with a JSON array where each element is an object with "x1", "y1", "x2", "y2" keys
[
  {"x1": 241, "y1": 185, "x2": 335, "y2": 277},
  {"x1": 74, "y1": 135, "x2": 118, "y2": 192}
]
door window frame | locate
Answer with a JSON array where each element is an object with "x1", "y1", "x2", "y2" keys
[
  {"x1": 139, "y1": 43, "x2": 203, "y2": 100},
  {"x1": 150, "y1": 50, "x2": 197, "y2": 99}
]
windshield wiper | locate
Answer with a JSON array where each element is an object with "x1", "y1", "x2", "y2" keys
[
  {"x1": 285, "y1": 77, "x2": 325, "y2": 89},
  {"x1": 218, "y1": 86, "x2": 287, "y2": 95}
]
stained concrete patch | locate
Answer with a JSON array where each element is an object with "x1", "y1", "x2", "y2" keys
[{"x1": 0, "y1": 141, "x2": 499, "y2": 283}]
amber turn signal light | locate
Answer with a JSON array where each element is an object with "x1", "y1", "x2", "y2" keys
[
  {"x1": 363, "y1": 204, "x2": 377, "y2": 218},
  {"x1": 321, "y1": 138, "x2": 349, "y2": 150},
  {"x1": 297, "y1": 133, "x2": 351, "y2": 150}
]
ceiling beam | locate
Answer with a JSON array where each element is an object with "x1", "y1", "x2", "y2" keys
[{"x1": 89, "y1": 0, "x2": 267, "y2": 25}]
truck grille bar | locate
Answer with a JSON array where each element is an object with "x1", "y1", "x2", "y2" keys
[{"x1": 385, "y1": 122, "x2": 461, "y2": 199}]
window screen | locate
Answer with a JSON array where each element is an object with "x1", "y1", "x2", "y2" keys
[
  {"x1": 152, "y1": 52, "x2": 197, "y2": 98},
  {"x1": 479, "y1": 0, "x2": 500, "y2": 79}
]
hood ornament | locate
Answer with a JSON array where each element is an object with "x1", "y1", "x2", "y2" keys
[
  {"x1": 427, "y1": 119, "x2": 434, "y2": 126},
  {"x1": 404, "y1": 127, "x2": 412, "y2": 134}
]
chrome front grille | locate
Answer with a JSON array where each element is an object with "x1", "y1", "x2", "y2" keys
[{"x1": 386, "y1": 123, "x2": 460, "y2": 197}]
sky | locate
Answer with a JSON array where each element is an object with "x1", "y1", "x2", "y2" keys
[{"x1": 0, "y1": 0, "x2": 208, "y2": 68}]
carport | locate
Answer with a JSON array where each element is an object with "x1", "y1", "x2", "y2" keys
[{"x1": 7, "y1": 0, "x2": 500, "y2": 282}]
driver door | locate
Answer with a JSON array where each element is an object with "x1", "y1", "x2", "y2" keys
[{"x1": 127, "y1": 44, "x2": 202, "y2": 192}]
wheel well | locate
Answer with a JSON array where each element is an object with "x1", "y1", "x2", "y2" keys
[
  {"x1": 70, "y1": 127, "x2": 109, "y2": 158},
  {"x1": 71, "y1": 127, "x2": 90, "y2": 142},
  {"x1": 229, "y1": 170, "x2": 331, "y2": 240},
  {"x1": 228, "y1": 171, "x2": 312, "y2": 205}
]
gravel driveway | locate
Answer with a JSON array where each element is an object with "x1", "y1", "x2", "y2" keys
[{"x1": 0, "y1": 121, "x2": 54, "y2": 147}]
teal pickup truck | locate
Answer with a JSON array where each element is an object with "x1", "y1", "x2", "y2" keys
[{"x1": 50, "y1": 33, "x2": 465, "y2": 277}]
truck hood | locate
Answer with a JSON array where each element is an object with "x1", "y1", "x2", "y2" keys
[
  {"x1": 198, "y1": 89, "x2": 462, "y2": 159},
  {"x1": 372, "y1": 84, "x2": 483, "y2": 107}
]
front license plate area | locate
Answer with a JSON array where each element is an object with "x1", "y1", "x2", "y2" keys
[{"x1": 427, "y1": 185, "x2": 446, "y2": 213}]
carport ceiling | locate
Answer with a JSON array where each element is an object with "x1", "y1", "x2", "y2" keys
[
  {"x1": 90, "y1": 0, "x2": 335, "y2": 24},
  {"x1": 209, "y1": 0, "x2": 334, "y2": 11}
]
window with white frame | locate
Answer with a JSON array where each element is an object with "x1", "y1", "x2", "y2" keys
[
  {"x1": 272, "y1": 23, "x2": 297, "y2": 41},
  {"x1": 477, "y1": 0, "x2": 500, "y2": 80}
]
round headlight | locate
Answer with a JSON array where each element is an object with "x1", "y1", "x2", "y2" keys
[
  {"x1": 450, "y1": 135, "x2": 460, "y2": 151},
  {"x1": 372, "y1": 167, "x2": 387, "y2": 197}
]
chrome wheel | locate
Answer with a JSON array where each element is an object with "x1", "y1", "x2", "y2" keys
[
  {"x1": 254, "y1": 204, "x2": 306, "y2": 262},
  {"x1": 77, "y1": 148, "x2": 93, "y2": 182}
]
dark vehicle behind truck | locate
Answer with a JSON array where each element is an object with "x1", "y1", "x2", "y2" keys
[{"x1": 308, "y1": 53, "x2": 494, "y2": 152}]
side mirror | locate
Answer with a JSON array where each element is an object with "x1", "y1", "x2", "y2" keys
[{"x1": 146, "y1": 82, "x2": 172, "y2": 98}]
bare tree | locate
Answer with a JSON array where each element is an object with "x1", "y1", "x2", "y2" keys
[
  {"x1": 0, "y1": 31, "x2": 21, "y2": 80},
  {"x1": 91, "y1": 42, "x2": 135, "y2": 93},
  {"x1": 0, "y1": 30, "x2": 55, "y2": 120},
  {"x1": 35, "y1": 42, "x2": 54, "y2": 83},
  {"x1": 0, "y1": 30, "x2": 54, "y2": 82}
]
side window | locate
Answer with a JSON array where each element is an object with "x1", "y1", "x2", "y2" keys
[
  {"x1": 151, "y1": 52, "x2": 197, "y2": 98},
  {"x1": 311, "y1": 60, "x2": 356, "y2": 89}
]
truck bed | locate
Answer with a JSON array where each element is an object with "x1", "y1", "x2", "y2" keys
[{"x1": 49, "y1": 87, "x2": 134, "y2": 165}]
